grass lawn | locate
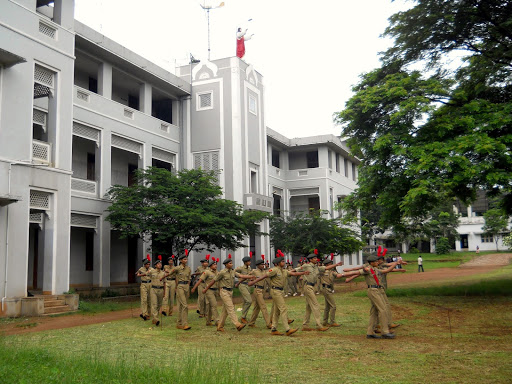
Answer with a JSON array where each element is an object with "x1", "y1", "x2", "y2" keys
[{"x1": 1, "y1": 261, "x2": 512, "y2": 384}]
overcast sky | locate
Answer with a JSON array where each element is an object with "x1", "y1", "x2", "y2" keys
[{"x1": 74, "y1": 0, "x2": 411, "y2": 139}]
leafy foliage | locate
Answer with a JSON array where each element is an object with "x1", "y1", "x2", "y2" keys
[
  {"x1": 269, "y1": 211, "x2": 363, "y2": 257},
  {"x1": 482, "y1": 208, "x2": 510, "y2": 251},
  {"x1": 106, "y1": 167, "x2": 269, "y2": 256},
  {"x1": 335, "y1": 0, "x2": 512, "y2": 232},
  {"x1": 435, "y1": 237, "x2": 451, "y2": 255}
]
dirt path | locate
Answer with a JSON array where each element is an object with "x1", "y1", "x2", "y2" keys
[{"x1": 2, "y1": 253, "x2": 510, "y2": 336}]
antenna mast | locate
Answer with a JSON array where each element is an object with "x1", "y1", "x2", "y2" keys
[{"x1": 200, "y1": 1, "x2": 225, "y2": 61}]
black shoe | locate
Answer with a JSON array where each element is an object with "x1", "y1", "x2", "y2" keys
[
  {"x1": 382, "y1": 333, "x2": 396, "y2": 339},
  {"x1": 155, "y1": 321, "x2": 160, "y2": 326},
  {"x1": 140, "y1": 314, "x2": 144, "y2": 319},
  {"x1": 143, "y1": 316, "x2": 148, "y2": 321},
  {"x1": 196, "y1": 310, "x2": 200, "y2": 314},
  {"x1": 366, "y1": 334, "x2": 382, "y2": 339},
  {"x1": 162, "y1": 311, "x2": 167, "y2": 316}
]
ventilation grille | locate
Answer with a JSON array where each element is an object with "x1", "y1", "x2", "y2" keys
[
  {"x1": 33, "y1": 109, "x2": 47, "y2": 129},
  {"x1": 198, "y1": 92, "x2": 212, "y2": 109},
  {"x1": 39, "y1": 21, "x2": 56, "y2": 39},
  {"x1": 76, "y1": 89, "x2": 90, "y2": 102},
  {"x1": 30, "y1": 190, "x2": 50, "y2": 210},
  {"x1": 152, "y1": 148, "x2": 175, "y2": 164},
  {"x1": 32, "y1": 140, "x2": 51, "y2": 163},
  {"x1": 111, "y1": 134, "x2": 141, "y2": 156},
  {"x1": 71, "y1": 213, "x2": 97, "y2": 228},
  {"x1": 73, "y1": 122, "x2": 99, "y2": 144},
  {"x1": 34, "y1": 65, "x2": 54, "y2": 88},
  {"x1": 289, "y1": 187, "x2": 319, "y2": 196},
  {"x1": 71, "y1": 178, "x2": 97, "y2": 194},
  {"x1": 193, "y1": 151, "x2": 219, "y2": 171},
  {"x1": 160, "y1": 124, "x2": 169, "y2": 133},
  {"x1": 29, "y1": 212, "x2": 43, "y2": 224}
]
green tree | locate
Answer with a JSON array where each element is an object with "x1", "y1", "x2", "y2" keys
[
  {"x1": 106, "y1": 167, "x2": 269, "y2": 256},
  {"x1": 335, "y1": 0, "x2": 512, "y2": 230},
  {"x1": 482, "y1": 208, "x2": 510, "y2": 251},
  {"x1": 269, "y1": 210, "x2": 363, "y2": 258},
  {"x1": 503, "y1": 233, "x2": 512, "y2": 251}
]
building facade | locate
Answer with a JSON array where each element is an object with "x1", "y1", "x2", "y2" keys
[{"x1": 0, "y1": 0, "x2": 360, "y2": 316}]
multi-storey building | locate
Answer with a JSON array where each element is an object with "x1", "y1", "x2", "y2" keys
[{"x1": 0, "y1": 0, "x2": 360, "y2": 316}]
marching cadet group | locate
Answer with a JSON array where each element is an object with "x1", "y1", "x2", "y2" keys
[{"x1": 135, "y1": 246, "x2": 406, "y2": 339}]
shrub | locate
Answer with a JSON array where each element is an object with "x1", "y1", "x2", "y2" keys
[{"x1": 435, "y1": 237, "x2": 451, "y2": 255}]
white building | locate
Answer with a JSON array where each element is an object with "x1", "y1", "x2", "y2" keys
[{"x1": 0, "y1": 0, "x2": 361, "y2": 316}]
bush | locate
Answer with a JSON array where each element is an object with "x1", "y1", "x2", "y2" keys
[
  {"x1": 409, "y1": 247, "x2": 420, "y2": 254},
  {"x1": 503, "y1": 233, "x2": 512, "y2": 250},
  {"x1": 435, "y1": 237, "x2": 451, "y2": 255}
]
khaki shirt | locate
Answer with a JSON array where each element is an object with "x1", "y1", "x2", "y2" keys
[
  {"x1": 136, "y1": 266, "x2": 153, "y2": 283},
  {"x1": 267, "y1": 266, "x2": 289, "y2": 288},
  {"x1": 235, "y1": 264, "x2": 252, "y2": 275},
  {"x1": 214, "y1": 268, "x2": 242, "y2": 288},
  {"x1": 295, "y1": 263, "x2": 326, "y2": 284},
  {"x1": 359, "y1": 266, "x2": 383, "y2": 287},
  {"x1": 200, "y1": 269, "x2": 218, "y2": 288},
  {"x1": 148, "y1": 268, "x2": 166, "y2": 287},
  {"x1": 377, "y1": 263, "x2": 390, "y2": 289},
  {"x1": 168, "y1": 264, "x2": 192, "y2": 283},
  {"x1": 250, "y1": 268, "x2": 266, "y2": 288},
  {"x1": 320, "y1": 269, "x2": 337, "y2": 286},
  {"x1": 163, "y1": 264, "x2": 176, "y2": 281}
]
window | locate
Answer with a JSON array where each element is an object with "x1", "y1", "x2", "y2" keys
[
  {"x1": 481, "y1": 235, "x2": 493, "y2": 243},
  {"x1": 249, "y1": 94, "x2": 257, "y2": 115},
  {"x1": 273, "y1": 194, "x2": 281, "y2": 216},
  {"x1": 250, "y1": 170, "x2": 257, "y2": 193},
  {"x1": 328, "y1": 150, "x2": 332, "y2": 169},
  {"x1": 87, "y1": 153, "x2": 95, "y2": 181},
  {"x1": 197, "y1": 91, "x2": 213, "y2": 110},
  {"x1": 344, "y1": 158, "x2": 349, "y2": 177},
  {"x1": 352, "y1": 163, "x2": 357, "y2": 181},
  {"x1": 306, "y1": 151, "x2": 319, "y2": 168},
  {"x1": 308, "y1": 196, "x2": 320, "y2": 212},
  {"x1": 272, "y1": 148, "x2": 280, "y2": 168},
  {"x1": 152, "y1": 158, "x2": 172, "y2": 171},
  {"x1": 335, "y1": 153, "x2": 340, "y2": 173},
  {"x1": 85, "y1": 231, "x2": 94, "y2": 271},
  {"x1": 128, "y1": 164, "x2": 138, "y2": 187}
]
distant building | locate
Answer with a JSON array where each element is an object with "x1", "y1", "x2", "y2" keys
[{"x1": 0, "y1": 0, "x2": 360, "y2": 316}]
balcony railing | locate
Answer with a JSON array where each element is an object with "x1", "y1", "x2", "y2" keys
[
  {"x1": 71, "y1": 177, "x2": 97, "y2": 196},
  {"x1": 32, "y1": 140, "x2": 51, "y2": 164},
  {"x1": 244, "y1": 193, "x2": 273, "y2": 213}
]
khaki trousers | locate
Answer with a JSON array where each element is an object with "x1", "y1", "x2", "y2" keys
[
  {"x1": 303, "y1": 285, "x2": 323, "y2": 327},
  {"x1": 205, "y1": 289, "x2": 219, "y2": 323},
  {"x1": 239, "y1": 283, "x2": 252, "y2": 319},
  {"x1": 287, "y1": 276, "x2": 297, "y2": 295},
  {"x1": 367, "y1": 287, "x2": 390, "y2": 334},
  {"x1": 162, "y1": 279, "x2": 176, "y2": 314},
  {"x1": 218, "y1": 288, "x2": 242, "y2": 328},
  {"x1": 150, "y1": 287, "x2": 163, "y2": 322},
  {"x1": 198, "y1": 281, "x2": 207, "y2": 315},
  {"x1": 270, "y1": 288, "x2": 290, "y2": 332},
  {"x1": 176, "y1": 283, "x2": 189, "y2": 326},
  {"x1": 382, "y1": 290, "x2": 392, "y2": 326},
  {"x1": 248, "y1": 287, "x2": 271, "y2": 326},
  {"x1": 140, "y1": 283, "x2": 151, "y2": 317},
  {"x1": 322, "y1": 288, "x2": 336, "y2": 324}
]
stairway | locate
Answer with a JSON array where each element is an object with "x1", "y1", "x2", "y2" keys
[{"x1": 42, "y1": 295, "x2": 75, "y2": 315}]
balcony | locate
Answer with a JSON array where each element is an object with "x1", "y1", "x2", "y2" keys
[
  {"x1": 244, "y1": 193, "x2": 273, "y2": 213},
  {"x1": 32, "y1": 140, "x2": 51, "y2": 164},
  {"x1": 73, "y1": 86, "x2": 180, "y2": 142},
  {"x1": 71, "y1": 177, "x2": 97, "y2": 196}
]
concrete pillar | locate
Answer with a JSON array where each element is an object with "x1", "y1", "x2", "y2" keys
[
  {"x1": 172, "y1": 99, "x2": 179, "y2": 126},
  {"x1": 98, "y1": 63, "x2": 112, "y2": 99},
  {"x1": 53, "y1": 0, "x2": 75, "y2": 30},
  {"x1": 139, "y1": 83, "x2": 152, "y2": 115},
  {"x1": 42, "y1": 197, "x2": 55, "y2": 294},
  {"x1": 99, "y1": 131, "x2": 111, "y2": 196},
  {"x1": 95, "y1": 216, "x2": 110, "y2": 287}
]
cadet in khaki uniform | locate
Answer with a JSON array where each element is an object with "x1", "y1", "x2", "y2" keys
[
  {"x1": 135, "y1": 256, "x2": 152, "y2": 320},
  {"x1": 359, "y1": 255, "x2": 398, "y2": 339},
  {"x1": 247, "y1": 259, "x2": 272, "y2": 329},
  {"x1": 320, "y1": 258, "x2": 346, "y2": 327},
  {"x1": 165, "y1": 253, "x2": 192, "y2": 330},
  {"x1": 193, "y1": 258, "x2": 209, "y2": 318},
  {"x1": 204, "y1": 258, "x2": 252, "y2": 332},
  {"x1": 249, "y1": 256, "x2": 307, "y2": 336},
  {"x1": 148, "y1": 257, "x2": 166, "y2": 326},
  {"x1": 295, "y1": 252, "x2": 341, "y2": 331},
  {"x1": 192, "y1": 258, "x2": 219, "y2": 326},
  {"x1": 162, "y1": 255, "x2": 176, "y2": 316},
  {"x1": 235, "y1": 256, "x2": 253, "y2": 323}
]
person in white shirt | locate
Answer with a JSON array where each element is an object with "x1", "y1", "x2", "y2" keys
[{"x1": 417, "y1": 256, "x2": 424, "y2": 272}]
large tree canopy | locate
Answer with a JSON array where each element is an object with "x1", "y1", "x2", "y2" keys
[
  {"x1": 335, "y1": 0, "x2": 512, "y2": 230},
  {"x1": 269, "y1": 211, "x2": 363, "y2": 257},
  {"x1": 106, "y1": 167, "x2": 268, "y2": 256}
]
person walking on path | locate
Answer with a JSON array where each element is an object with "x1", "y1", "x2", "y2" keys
[
  {"x1": 417, "y1": 255, "x2": 424, "y2": 272},
  {"x1": 135, "y1": 255, "x2": 152, "y2": 321}
]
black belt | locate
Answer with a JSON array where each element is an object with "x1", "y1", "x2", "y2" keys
[
  {"x1": 306, "y1": 282, "x2": 316, "y2": 287},
  {"x1": 240, "y1": 281, "x2": 248, "y2": 285},
  {"x1": 255, "y1": 285, "x2": 264, "y2": 289},
  {"x1": 152, "y1": 286, "x2": 163, "y2": 289},
  {"x1": 141, "y1": 280, "x2": 151, "y2": 283},
  {"x1": 222, "y1": 287, "x2": 233, "y2": 291},
  {"x1": 210, "y1": 288, "x2": 218, "y2": 291},
  {"x1": 178, "y1": 281, "x2": 189, "y2": 285},
  {"x1": 166, "y1": 278, "x2": 175, "y2": 282},
  {"x1": 322, "y1": 284, "x2": 333, "y2": 289},
  {"x1": 271, "y1": 286, "x2": 283, "y2": 291},
  {"x1": 368, "y1": 285, "x2": 383, "y2": 288}
]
